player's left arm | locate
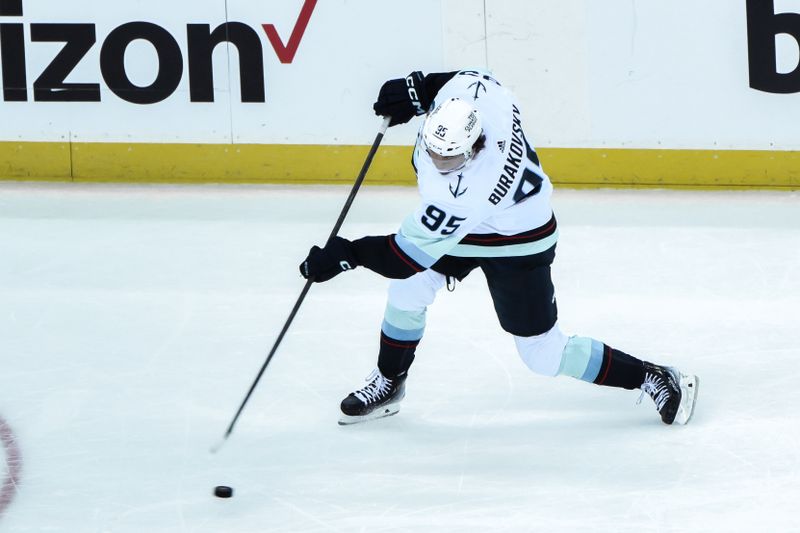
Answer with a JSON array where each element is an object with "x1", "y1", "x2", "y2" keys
[{"x1": 373, "y1": 71, "x2": 458, "y2": 126}]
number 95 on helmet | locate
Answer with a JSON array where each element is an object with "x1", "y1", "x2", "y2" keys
[{"x1": 422, "y1": 98, "x2": 483, "y2": 174}]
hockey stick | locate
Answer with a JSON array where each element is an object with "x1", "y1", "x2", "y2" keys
[{"x1": 211, "y1": 116, "x2": 392, "y2": 453}]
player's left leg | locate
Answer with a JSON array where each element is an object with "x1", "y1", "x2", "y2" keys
[
  {"x1": 514, "y1": 324, "x2": 698, "y2": 424},
  {"x1": 515, "y1": 331, "x2": 698, "y2": 425},
  {"x1": 480, "y1": 247, "x2": 698, "y2": 425}
]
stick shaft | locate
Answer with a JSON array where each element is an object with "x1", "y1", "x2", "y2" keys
[
  {"x1": 324, "y1": 116, "x2": 391, "y2": 244},
  {"x1": 216, "y1": 116, "x2": 391, "y2": 447}
]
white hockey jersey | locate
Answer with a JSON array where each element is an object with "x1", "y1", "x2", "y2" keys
[{"x1": 393, "y1": 69, "x2": 558, "y2": 268}]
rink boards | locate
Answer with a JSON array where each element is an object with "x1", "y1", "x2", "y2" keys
[
  {"x1": 1, "y1": 141, "x2": 798, "y2": 189},
  {"x1": 1, "y1": 0, "x2": 799, "y2": 188}
]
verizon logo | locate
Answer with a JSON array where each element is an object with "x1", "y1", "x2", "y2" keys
[{"x1": 0, "y1": 0, "x2": 317, "y2": 104}]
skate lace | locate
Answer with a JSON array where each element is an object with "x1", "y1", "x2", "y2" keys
[
  {"x1": 637, "y1": 372, "x2": 671, "y2": 412},
  {"x1": 354, "y1": 369, "x2": 393, "y2": 405}
]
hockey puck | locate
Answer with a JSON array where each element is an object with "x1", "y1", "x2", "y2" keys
[{"x1": 214, "y1": 485, "x2": 233, "y2": 498}]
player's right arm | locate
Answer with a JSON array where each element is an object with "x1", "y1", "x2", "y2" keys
[
  {"x1": 299, "y1": 234, "x2": 422, "y2": 282},
  {"x1": 299, "y1": 197, "x2": 490, "y2": 282}
]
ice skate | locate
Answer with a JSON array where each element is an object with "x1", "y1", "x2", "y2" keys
[
  {"x1": 339, "y1": 368, "x2": 406, "y2": 425},
  {"x1": 639, "y1": 363, "x2": 699, "y2": 425}
]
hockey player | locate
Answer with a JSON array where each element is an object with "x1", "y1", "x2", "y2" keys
[{"x1": 300, "y1": 69, "x2": 699, "y2": 426}]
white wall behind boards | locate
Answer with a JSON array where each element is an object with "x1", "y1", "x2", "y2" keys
[
  {"x1": 1, "y1": 0, "x2": 798, "y2": 149},
  {"x1": 482, "y1": 0, "x2": 800, "y2": 150},
  {"x1": 0, "y1": 0, "x2": 445, "y2": 144}
]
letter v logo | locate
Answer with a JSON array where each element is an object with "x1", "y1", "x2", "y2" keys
[{"x1": 262, "y1": 0, "x2": 317, "y2": 64}]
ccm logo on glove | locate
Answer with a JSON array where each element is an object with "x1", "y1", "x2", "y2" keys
[
  {"x1": 299, "y1": 236, "x2": 358, "y2": 282},
  {"x1": 373, "y1": 71, "x2": 429, "y2": 126}
]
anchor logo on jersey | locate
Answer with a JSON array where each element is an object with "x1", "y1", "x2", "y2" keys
[
  {"x1": 449, "y1": 173, "x2": 468, "y2": 198},
  {"x1": 468, "y1": 81, "x2": 487, "y2": 100}
]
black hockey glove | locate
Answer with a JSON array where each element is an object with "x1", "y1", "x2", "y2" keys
[
  {"x1": 373, "y1": 71, "x2": 429, "y2": 126},
  {"x1": 299, "y1": 236, "x2": 358, "y2": 283}
]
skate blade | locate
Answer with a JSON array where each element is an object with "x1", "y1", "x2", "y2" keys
[
  {"x1": 674, "y1": 373, "x2": 699, "y2": 425},
  {"x1": 338, "y1": 404, "x2": 401, "y2": 426}
]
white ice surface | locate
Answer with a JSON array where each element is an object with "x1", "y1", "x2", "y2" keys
[{"x1": 0, "y1": 182, "x2": 799, "y2": 532}]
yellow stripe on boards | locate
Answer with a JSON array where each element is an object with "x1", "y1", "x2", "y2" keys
[
  {"x1": 70, "y1": 143, "x2": 417, "y2": 185},
  {"x1": 0, "y1": 141, "x2": 798, "y2": 189},
  {"x1": 0, "y1": 142, "x2": 72, "y2": 180},
  {"x1": 540, "y1": 148, "x2": 800, "y2": 189}
]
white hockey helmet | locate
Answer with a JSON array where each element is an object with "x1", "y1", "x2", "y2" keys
[{"x1": 422, "y1": 98, "x2": 482, "y2": 173}]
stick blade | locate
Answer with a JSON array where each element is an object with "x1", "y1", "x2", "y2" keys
[{"x1": 209, "y1": 435, "x2": 227, "y2": 455}]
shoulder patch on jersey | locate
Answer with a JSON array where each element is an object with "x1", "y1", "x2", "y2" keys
[{"x1": 467, "y1": 80, "x2": 487, "y2": 101}]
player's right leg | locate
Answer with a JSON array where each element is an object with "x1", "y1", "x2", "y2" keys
[{"x1": 339, "y1": 269, "x2": 447, "y2": 425}]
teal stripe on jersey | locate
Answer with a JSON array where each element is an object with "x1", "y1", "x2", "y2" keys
[
  {"x1": 449, "y1": 231, "x2": 558, "y2": 258},
  {"x1": 394, "y1": 232, "x2": 438, "y2": 268},
  {"x1": 560, "y1": 336, "x2": 605, "y2": 382},
  {"x1": 382, "y1": 303, "x2": 426, "y2": 341}
]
